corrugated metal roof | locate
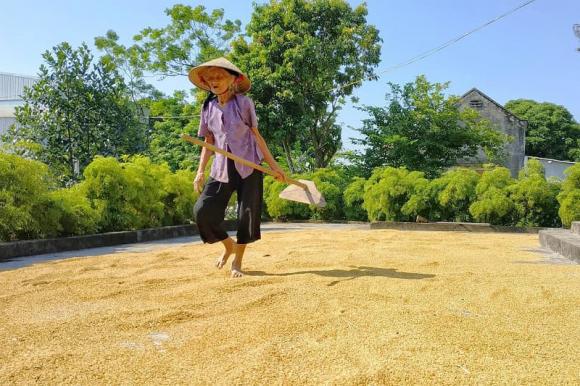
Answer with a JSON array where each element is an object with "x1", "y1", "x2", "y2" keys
[{"x1": 0, "y1": 72, "x2": 38, "y2": 100}]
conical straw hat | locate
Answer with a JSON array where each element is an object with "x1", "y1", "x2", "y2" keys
[{"x1": 188, "y1": 57, "x2": 251, "y2": 93}]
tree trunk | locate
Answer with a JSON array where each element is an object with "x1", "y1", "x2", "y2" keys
[{"x1": 282, "y1": 140, "x2": 295, "y2": 174}]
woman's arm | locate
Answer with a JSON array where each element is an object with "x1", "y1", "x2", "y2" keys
[
  {"x1": 250, "y1": 127, "x2": 288, "y2": 182},
  {"x1": 196, "y1": 134, "x2": 214, "y2": 174},
  {"x1": 194, "y1": 134, "x2": 214, "y2": 193}
]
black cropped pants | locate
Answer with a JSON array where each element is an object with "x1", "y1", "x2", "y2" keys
[{"x1": 193, "y1": 158, "x2": 263, "y2": 244}]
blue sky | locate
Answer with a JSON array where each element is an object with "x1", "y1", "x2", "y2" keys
[{"x1": 1, "y1": 0, "x2": 578, "y2": 148}]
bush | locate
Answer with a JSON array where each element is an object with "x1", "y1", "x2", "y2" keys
[
  {"x1": 264, "y1": 175, "x2": 312, "y2": 221},
  {"x1": 0, "y1": 152, "x2": 54, "y2": 241},
  {"x1": 46, "y1": 185, "x2": 101, "y2": 236},
  {"x1": 508, "y1": 159, "x2": 561, "y2": 227},
  {"x1": 263, "y1": 168, "x2": 348, "y2": 221},
  {"x1": 307, "y1": 168, "x2": 348, "y2": 221},
  {"x1": 469, "y1": 166, "x2": 515, "y2": 225},
  {"x1": 433, "y1": 168, "x2": 480, "y2": 222},
  {"x1": 1, "y1": 148, "x2": 570, "y2": 242},
  {"x1": 80, "y1": 157, "x2": 133, "y2": 232},
  {"x1": 343, "y1": 177, "x2": 368, "y2": 221},
  {"x1": 558, "y1": 163, "x2": 580, "y2": 227},
  {"x1": 81, "y1": 156, "x2": 168, "y2": 232},
  {"x1": 404, "y1": 168, "x2": 480, "y2": 222},
  {"x1": 0, "y1": 151, "x2": 202, "y2": 241},
  {"x1": 123, "y1": 156, "x2": 172, "y2": 228},
  {"x1": 162, "y1": 169, "x2": 198, "y2": 225},
  {"x1": 363, "y1": 167, "x2": 428, "y2": 221}
]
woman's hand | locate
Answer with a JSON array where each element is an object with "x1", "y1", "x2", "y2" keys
[
  {"x1": 250, "y1": 127, "x2": 289, "y2": 184},
  {"x1": 271, "y1": 166, "x2": 288, "y2": 183},
  {"x1": 193, "y1": 172, "x2": 205, "y2": 194}
]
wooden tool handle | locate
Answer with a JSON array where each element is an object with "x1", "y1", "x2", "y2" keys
[{"x1": 181, "y1": 134, "x2": 307, "y2": 189}]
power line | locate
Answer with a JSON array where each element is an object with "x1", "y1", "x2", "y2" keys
[
  {"x1": 333, "y1": 0, "x2": 538, "y2": 94},
  {"x1": 149, "y1": 115, "x2": 195, "y2": 119}
]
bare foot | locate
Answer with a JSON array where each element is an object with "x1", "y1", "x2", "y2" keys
[
  {"x1": 231, "y1": 257, "x2": 243, "y2": 278},
  {"x1": 216, "y1": 242, "x2": 236, "y2": 269}
]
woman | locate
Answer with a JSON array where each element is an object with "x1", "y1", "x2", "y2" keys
[{"x1": 189, "y1": 57, "x2": 288, "y2": 278}]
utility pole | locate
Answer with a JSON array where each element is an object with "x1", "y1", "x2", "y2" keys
[{"x1": 574, "y1": 24, "x2": 580, "y2": 52}]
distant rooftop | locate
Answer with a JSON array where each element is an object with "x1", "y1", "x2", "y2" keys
[
  {"x1": 0, "y1": 72, "x2": 38, "y2": 100},
  {"x1": 526, "y1": 156, "x2": 577, "y2": 165}
]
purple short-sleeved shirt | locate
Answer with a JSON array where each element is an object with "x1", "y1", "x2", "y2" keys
[{"x1": 198, "y1": 94, "x2": 264, "y2": 183}]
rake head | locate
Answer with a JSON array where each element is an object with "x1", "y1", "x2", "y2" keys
[{"x1": 278, "y1": 179, "x2": 326, "y2": 208}]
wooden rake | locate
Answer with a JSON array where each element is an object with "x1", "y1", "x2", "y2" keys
[{"x1": 181, "y1": 134, "x2": 326, "y2": 208}]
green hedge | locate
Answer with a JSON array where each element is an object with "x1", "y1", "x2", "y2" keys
[
  {"x1": 1, "y1": 151, "x2": 577, "y2": 243},
  {"x1": 363, "y1": 167, "x2": 428, "y2": 222},
  {"x1": 264, "y1": 168, "x2": 348, "y2": 221},
  {"x1": 45, "y1": 185, "x2": 101, "y2": 237},
  {"x1": 0, "y1": 153, "x2": 198, "y2": 242},
  {"x1": 558, "y1": 163, "x2": 580, "y2": 227},
  {"x1": 469, "y1": 167, "x2": 515, "y2": 225},
  {"x1": 0, "y1": 153, "x2": 54, "y2": 241},
  {"x1": 263, "y1": 160, "x2": 571, "y2": 228},
  {"x1": 80, "y1": 155, "x2": 199, "y2": 232}
]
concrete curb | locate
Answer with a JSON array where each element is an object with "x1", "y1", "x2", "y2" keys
[
  {"x1": 0, "y1": 220, "x2": 554, "y2": 260},
  {"x1": 539, "y1": 225, "x2": 580, "y2": 263},
  {"x1": 370, "y1": 221, "x2": 546, "y2": 234},
  {"x1": 274, "y1": 220, "x2": 370, "y2": 225},
  {"x1": 571, "y1": 221, "x2": 580, "y2": 236},
  {"x1": 0, "y1": 221, "x2": 238, "y2": 260}
]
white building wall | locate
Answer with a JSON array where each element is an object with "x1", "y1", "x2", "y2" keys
[
  {"x1": 0, "y1": 73, "x2": 38, "y2": 140},
  {"x1": 525, "y1": 156, "x2": 577, "y2": 180}
]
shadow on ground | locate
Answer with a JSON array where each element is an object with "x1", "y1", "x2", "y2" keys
[{"x1": 245, "y1": 265, "x2": 436, "y2": 286}]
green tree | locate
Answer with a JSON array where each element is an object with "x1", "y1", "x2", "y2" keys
[
  {"x1": 231, "y1": 0, "x2": 382, "y2": 171},
  {"x1": 95, "y1": 29, "x2": 161, "y2": 103},
  {"x1": 95, "y1": 5, "x2": 241, "y2": 79},
  {"x1": 353, "y1": 76, "x2": 507, "y2": 178},
  {"x1": 505, "y1": 99, "x2": 580, "y2": 161},
  {"x1": 94, "y1": 5, "x2": 242, "y2": 171},
  {"x1": 3, "y1": 42, "x2": 145, "y2": 184},
  {"x1": 144, "y1": 91, "x2": 201, "y2": 171}
]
